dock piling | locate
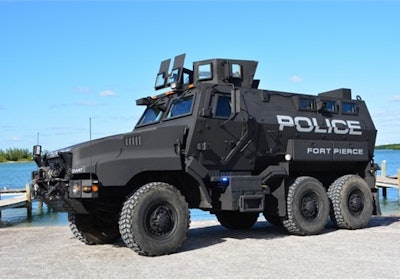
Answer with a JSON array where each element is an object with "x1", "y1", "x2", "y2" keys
[
  {"x1": 376, "y1": 160, "x2": 400, "y2": 199},
  {"x1": 382, "y1": 160, "x2": 387, "y2": 177},
  {"x1": 26, "y1": 183, "x2": 32, "y2": 218},
  {"x1": 398, "y1": 169, "x2": 400, "y2": 200}
]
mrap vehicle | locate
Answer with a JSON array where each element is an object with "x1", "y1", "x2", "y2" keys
[{"x1": 32, "y1": 54, "x2": 380, "y2": 256}]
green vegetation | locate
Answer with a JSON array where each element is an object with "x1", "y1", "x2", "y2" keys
[
  {"x1": 375, "y1": 144, "x2": 400, "y2": 150},
  {"x1": 0, "y1": 144, "x2": 398, "y2": 162},
  {"x1": 0, "y1": 148, "x2": 32, "y2": 162}
]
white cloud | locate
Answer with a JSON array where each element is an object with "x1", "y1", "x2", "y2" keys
[
  {"x1": 99, "y1": 90, "x2": 116, "y2": 97},
  {"x1": 73, "y1": 86, "x2": 91, "y2": 94},
  {"x1": 289, "y1": 75, "x2": 303, "y2": 83},
  {"x1": 389, "y1": 95, "x2": 400, "y2": 101}
]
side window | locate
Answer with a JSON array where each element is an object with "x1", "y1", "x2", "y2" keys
[
  {"x1": 232, "y1": 63, "x2": 242, "y2": 78},
  {"x1": 342, "y1": 102, "x2": 357, "y2": 114},
  {"x1": 166, "y1": 96, "x2": 194, "y2": 118},
  {"x1": 168, "y1": 68, "x2": 180, "y2": 84},
  {"x1": 299, "y1": 98, "x2": 316, "y2": 111},
  {"x1": 183, "y1": 72, "x2": 190, "y2": 84},
  {"x1": 198, "y1": 63, "x2": 212, "y2": 80},
  {"x1": 214, "y1": 95, "x2": 231, "y2": 118},
  {"x1": 322, "y1": 100, "x2": 338, "y2": 113},
  {"x1": 155, "y1": 73, "x2": 166, "y2": 89}
]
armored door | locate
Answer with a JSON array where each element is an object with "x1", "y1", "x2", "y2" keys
[{"x1": 199, "y1": 92, "x2": 256, "y2": 170}]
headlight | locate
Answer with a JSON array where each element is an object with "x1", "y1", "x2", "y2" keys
[{"x1": 70, "y1": 181, "x2": 82, "y2": 195}]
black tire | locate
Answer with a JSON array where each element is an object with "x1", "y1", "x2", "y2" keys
[
  {"x1": 283, "y1": 176, "x2": 330, "y2": 235},
  {"x1": 119, "y1": 182, "x2": 190, "y2": 256},
  {"x1": 328, "y1": 175, "x2": 373, "y2": 229},
  {"x1": 264, "y1": 215, "x2": 283, "y2": 226},
  {"x1": 68, "y1": 212, "x2": 121, "y2": 245},
  {"x1": 263, "y1": 194, "x2": 283, "y2": 226},
  {"x1": 216, "y1": 211, "x2": 259, "y2": 229}
]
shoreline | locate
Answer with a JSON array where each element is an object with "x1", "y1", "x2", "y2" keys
[{"x1": 0, "y1": 160, "x2": 33, "y2": 164}]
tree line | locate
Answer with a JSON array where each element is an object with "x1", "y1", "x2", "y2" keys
[
  {"x1": 0, "y1": 143, "x2": 398, "y2": 163},
  {"x1": 0, "y1": 148, "x2": 32, "y2": 162},
  {"x1": 375, "y1": 144, "x2": 400, "y2": 150}
]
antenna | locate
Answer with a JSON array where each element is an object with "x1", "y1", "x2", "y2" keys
[
  {"x1": 37, "y1": 132, "x2": 40, "y2": 145},
  {"x1": 89, "y1": 117, "x2": 93, "y2": 182},
  {"x1": 89, "y1": 117, "x2": 92, "y2": 142}
]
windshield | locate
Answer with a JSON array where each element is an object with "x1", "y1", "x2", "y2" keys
[
  {"x1": 136, "y1": 94, "x2": 194, "y2": 127},
  {"x1": 166, "y1": 96, "x2": 193, "y2": 118},
  {"x1": 137, "y1": 107, "x2": 163, "y2": 126}
]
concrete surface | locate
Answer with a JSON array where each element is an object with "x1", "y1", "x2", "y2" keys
[{"x1": 1, "y1": 216, "x2": 400, "y2": 279}]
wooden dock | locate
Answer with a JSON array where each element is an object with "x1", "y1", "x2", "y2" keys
[
  {"x1": 0, "y1": 184, "x2": 33, "y2": 218},
  {"x1": 376, "y1": 174, "x2": 399, "y2": 198},
  {"x1": 375, "y1": 160, "x2": 400, "y2": 198}
]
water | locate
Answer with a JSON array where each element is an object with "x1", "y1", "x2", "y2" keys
[
  {"x1": 1, "y1": 150, "x2": 399, "y2": 228},
  {"x1": 0, "y1": 162, "x2": 215, "y2": 228}
]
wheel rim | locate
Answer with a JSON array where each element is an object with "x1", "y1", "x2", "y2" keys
[
  {"x1": 145, "y1": 203, "x2": 176, "y2": 239},
  {"x1": 300, "y1": 191, "x2": 319, "y2": 221},
  {"x1": 348, "y1": 189, "x2": 364, "y2": 216}
]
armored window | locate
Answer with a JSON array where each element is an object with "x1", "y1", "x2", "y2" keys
[
  {"x1": 168, "y1": 68, "x2": 180, "y2": 84},
  {"x1": 321, "y1": 100, "x2": 338, "y2": 113},
  {"x1": 155, "y1": 73, "x2": 166, "y2": 89},
  {"x1": 214, "y1": 95, "x2": 232, "y2": 118},
  {"x1": 183, "y1": 72, "x2": 190, "y2": 84},
  {"x1": 342, "y1": 102, "x2": 357, "y2": 114},
  {"x1": 299, "y1": 98, "x2": 316, "y2": 111},
  {"x1": 166, "y1": 95, "x2": 194, "y2": 118},
  {"x1": 232, "y1": 64, "x2": 242, "y2": 78},
  {"x1": 138, "y1": 107, "x2": 163, "y2": 126},
  {"x1": 198, "y1": 63, "x2": 212, "y2": 80}
]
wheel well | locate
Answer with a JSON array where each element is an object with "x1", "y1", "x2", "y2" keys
[{"x1": 125, "y1": 171, "x2": 202, "y2": 208}]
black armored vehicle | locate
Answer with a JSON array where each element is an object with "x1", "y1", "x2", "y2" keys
[{"x1": 32, "y1": 54, "x2": 379, "y2": 256}]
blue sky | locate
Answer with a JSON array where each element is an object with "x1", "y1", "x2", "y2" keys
[{"x1": 1, "y1": 1, "x2": 399, "y2": 151}]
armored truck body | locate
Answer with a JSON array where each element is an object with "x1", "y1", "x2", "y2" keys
[{"x1": 32, "y1": 54, "x2": 379, "y2": 256}]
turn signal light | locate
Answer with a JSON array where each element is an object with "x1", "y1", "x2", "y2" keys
[{"x1": 82, "y1": 185, "x2": 99, "y2": 193}]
